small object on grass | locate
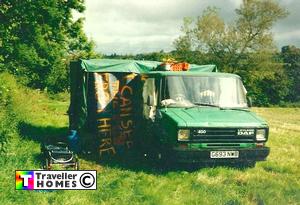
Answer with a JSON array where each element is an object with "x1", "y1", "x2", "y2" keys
[
  {"x1": 41, "y1": 142, "x2": 79, "y2": 170},
  {"x1": 67, "y1": 130, "x2": 81, "y2": 153}
]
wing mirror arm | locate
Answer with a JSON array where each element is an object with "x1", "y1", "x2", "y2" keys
[
  {"x1": 147, "y1": 96, "x2": 154, "y2": 106},
  {"x1": 247, "y1": 96, "x2": 252, "y2": 107}
]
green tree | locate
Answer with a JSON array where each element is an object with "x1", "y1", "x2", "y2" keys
[
  {"x1": 0, "y1": 0, "x2": 97, "y2": 92},
  {"x1": 281, "y1": 46, "x2": 300, "y2": 102},
  {"x1": 174, "y1": 0, "x2": 289, "y2": 105}
]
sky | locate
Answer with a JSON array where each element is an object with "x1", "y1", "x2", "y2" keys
[{"x1": 75, "y1": 0, "x2": 300, "y2": 55}]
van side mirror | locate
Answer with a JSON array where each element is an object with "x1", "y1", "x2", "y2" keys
[
  {"x1": 247, "y1": 97, "x2": 252, "y2": 107},
  {"x1": 147, "y1": 96, "x2": 154, "y2": 106}
]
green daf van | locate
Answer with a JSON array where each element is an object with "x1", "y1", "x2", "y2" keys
[
  {"x1": 139, "y1": 71, "x2": 270, "y2": 166},
  {"x1": 69, "y1": 59, "x2": 270, "y2": 167}
]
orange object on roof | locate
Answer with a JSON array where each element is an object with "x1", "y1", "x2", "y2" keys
[
  {"x1": 170, "y1": 62, "x2": 190, "y2": 71},
  {"x1": 158, "y1": 62, "x2": 190, "y2": 71}
]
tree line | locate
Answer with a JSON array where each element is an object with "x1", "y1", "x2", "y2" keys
[
  {"x1": 105, "y1": 45, "x2": 299, "y2": 106},
  {"x1": 0, "y1": 0, "x2": 99, "y2": 92},
  {"x1": 0, "y1": 0, "x2": 299, "y2": 106}
]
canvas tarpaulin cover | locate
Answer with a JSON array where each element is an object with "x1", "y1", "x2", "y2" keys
[
  {"x1": 69, "y1": 59, "x2": 216, "y2": 154},
  {"x1": 80, "y1": 59, "x2": 217, "y2": 73}
]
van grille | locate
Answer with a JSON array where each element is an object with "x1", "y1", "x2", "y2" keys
[{"x1": 191, "y1": 128, "x2": 254, "y2": 143}]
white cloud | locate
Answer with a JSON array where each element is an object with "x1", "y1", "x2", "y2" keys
[{"x1": 80, "y1": 0, "x2": 300, "y2": 54}]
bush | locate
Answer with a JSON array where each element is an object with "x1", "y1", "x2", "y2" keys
[{"x1": 0, "y1": 73, "x2": 22, "y2": 153}]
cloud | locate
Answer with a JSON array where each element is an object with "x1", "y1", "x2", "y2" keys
[
  {"x1": 80, "y1": 0, "x2": 300, "y2": 54},
  {"x1": 272, "y1": 0, "x2": 300, "y2": 46}
]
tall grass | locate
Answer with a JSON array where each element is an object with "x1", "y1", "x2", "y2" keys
[{"x1": 0, "y1": 73, "x2": 299, "y2": 205}]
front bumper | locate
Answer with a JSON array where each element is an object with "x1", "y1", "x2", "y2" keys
[{"x1": 171, "y1": 147, "x2": 270, "y2": 163}]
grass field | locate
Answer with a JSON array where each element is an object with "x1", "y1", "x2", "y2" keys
[{"x1": 0, "y1": 74, "x2": 299, "y2": 205}]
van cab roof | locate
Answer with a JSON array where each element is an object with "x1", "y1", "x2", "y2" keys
[{"x1": 145, "y1": 71, "x2": 240, "y2": 78}]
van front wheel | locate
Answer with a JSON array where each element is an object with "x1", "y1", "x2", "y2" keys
[{"x1": 239, "y1": 161, "x2": 256, "y2": 168}]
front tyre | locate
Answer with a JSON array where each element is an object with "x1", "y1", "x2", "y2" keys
[{"x1": 238, "y1": 161, "x2": 256, "y2": 168}]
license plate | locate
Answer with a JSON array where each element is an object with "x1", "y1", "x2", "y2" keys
[{"x1": 210, "y1": 151, "x2": 239, "y2": 158}]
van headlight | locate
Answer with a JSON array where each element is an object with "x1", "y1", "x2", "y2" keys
[
  {"x1": 178, "y1": 129, "x2": 190, "y2": 141},
  {"x1": 256, "y1": 129, "x2": 266, "y2": 141}
]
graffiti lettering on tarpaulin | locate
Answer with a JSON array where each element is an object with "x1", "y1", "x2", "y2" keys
[
  {"x1": 111, "y1": 78, "x2": 120, "y2": 142},
  {"x1": 94, "y1": 73, "x2": 118, "y2": 156},
  {"x1": 115, "y1": 73, "x2": 136, "y2": 148},
  {"x1": 92, "y1": 73, "x2": 137, "y2": 152},
  {"x1": 97, "y1": 117, "x2": 115, "y2": 156},
  {"x1": 99, "y1": 137, "x2": 116, "y2": 156}
]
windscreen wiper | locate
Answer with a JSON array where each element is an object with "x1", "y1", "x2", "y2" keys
[
  {"x1": 193, "y1": 102, "x2": 220, "y2": 108},
  {"x1": 220, "y1": 107, "x2": 250, "y2": 112}
]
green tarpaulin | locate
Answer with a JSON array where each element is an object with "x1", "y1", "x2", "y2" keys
[{"x1": 80, "y1": 59, "x2": 217, "y2": 73}]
